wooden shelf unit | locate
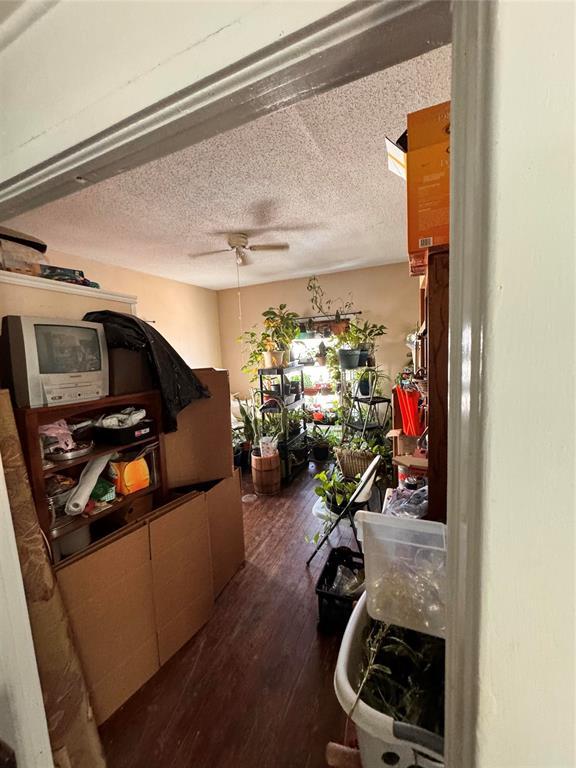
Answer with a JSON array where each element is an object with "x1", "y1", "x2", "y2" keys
[
  {"x1": 393, "y1": 246, "x2": 449, "y2": 522},
  {"x1": 15, "y1": 390, "x2": 167, "y2": 543}
]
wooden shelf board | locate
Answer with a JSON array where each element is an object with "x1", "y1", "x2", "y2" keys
[
  {"x1": 44, "y1": 436, "x2": 159, "y2": 475},
  {"x1": 258, "y1": 364, "x2": 304, "y2": 375},
  {"x1": 392, "y1": 454, "x2": 428, "y2": 471},
  {"x1": 49, "y1": 483, "x2": 159, "y2": 541}
]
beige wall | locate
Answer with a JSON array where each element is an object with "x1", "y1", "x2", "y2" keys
[
  {"x1": 217, "y1": 263, "x2": 418, "y2": 396},
  {"x1": 0, "y1": 250, "x2": 222, "y2": 369}
]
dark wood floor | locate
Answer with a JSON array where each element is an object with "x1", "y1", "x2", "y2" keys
[{"x1": 100, "y1": 464, "x2": 354, "y2": 768}]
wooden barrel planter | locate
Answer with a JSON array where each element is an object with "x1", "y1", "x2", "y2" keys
[{"x1": 251, "y1": 449, "x2": 281, "y2": 495}]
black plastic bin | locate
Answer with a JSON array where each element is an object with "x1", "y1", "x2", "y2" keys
[{"x1": 315, "y1": 546, "x2": 365, "y2": 633}]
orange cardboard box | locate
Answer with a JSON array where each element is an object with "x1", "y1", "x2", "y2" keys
[
  {"x1": 407, "y1": 101, "x2": 450, "y2": 255},
  {"x1": 407, "y1": 101, "x2": 450, "y2": 150}
]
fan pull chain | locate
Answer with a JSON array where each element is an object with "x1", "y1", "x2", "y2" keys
[{"x1": 236, "y1": 255, "x2": 244, "y2": 333}]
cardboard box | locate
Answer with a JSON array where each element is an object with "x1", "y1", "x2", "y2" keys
[
  {"x1": 108, "y1": 348, "x2": 155, "y2": 395},
  {"x1": 407, "y1": 101, "x2": 451, "y2": 255},
  {"x1": 56, "y1": 524, "x2": 159, "y2": 724},
  {"x1": 407, "y1": 101, "x2": 450, "y2": 150},
  {"x1": 149, "y1": 494, "x2": 214, "y2": 665},
  {"x1": 206, "y1": 469, "x2": 245, "y2": 597},
  {"x1": 164, "y1": 368, "x2": 233, "y2": 488}
]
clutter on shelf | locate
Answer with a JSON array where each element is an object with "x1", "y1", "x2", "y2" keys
[{"x1": 0, "y1": 226, "x2": 102, "y2": 287}]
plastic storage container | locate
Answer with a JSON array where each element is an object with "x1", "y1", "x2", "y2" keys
[
  {"x1": 356, "y1": 512, "x2": 447, "y2": 638},
  {"x1": 334, "y1": 593, "x2": 444, "y2": 768},
  {"x1": 315, "y1": 546, "x2": 364, "y2": 632}
]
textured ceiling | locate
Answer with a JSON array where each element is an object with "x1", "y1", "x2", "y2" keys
[{"x1": 4, "y1": 46, "x2": 451, "y2": 290}]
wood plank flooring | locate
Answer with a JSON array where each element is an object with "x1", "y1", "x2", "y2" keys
[{"x1": 100, "y1": 464, "x2": 355, "y2": 768}]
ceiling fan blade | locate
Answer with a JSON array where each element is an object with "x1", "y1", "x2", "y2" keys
[
  {"x1": 189, "y1": 248, "x2": 230, "y2": 258},
  {"x1": 248, "y1": 243, "x2": 290, "y2": 252}
]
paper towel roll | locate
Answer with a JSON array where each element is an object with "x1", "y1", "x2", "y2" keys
[{"x1": 65, "y1": 453, "x2": 115, "y2": 516}]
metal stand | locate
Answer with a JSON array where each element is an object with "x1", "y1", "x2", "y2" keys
[
  {"x1": 306, "y1": 455, "x2": 381, "y2": 566},
  {"x1": 342, "y1": 368, "x2": 392, "y2": 442}
]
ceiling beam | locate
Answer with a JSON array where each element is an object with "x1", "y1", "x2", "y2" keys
[{"x1": 0, "y1": 0, "x2": 451, "y2": 221}]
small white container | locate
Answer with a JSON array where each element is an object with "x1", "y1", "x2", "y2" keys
[
  {"x1": 334, "y1": 593, "x2": 444, "y2": 768},
  {"x1": 356, "y1": 512, "x2": 447, "y2": 637}
]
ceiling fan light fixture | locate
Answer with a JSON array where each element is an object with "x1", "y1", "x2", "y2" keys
[{"x1": 235, "y1": 246, "x2": 244, "y2": 266}]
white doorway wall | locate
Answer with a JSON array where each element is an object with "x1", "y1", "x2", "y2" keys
[{"x1": 448, "y1": 1, "x2": 575, "y2": 765}]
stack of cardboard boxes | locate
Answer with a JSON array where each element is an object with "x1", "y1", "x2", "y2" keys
[
  {"x1": 406, "y1": 101, "x2": 451, "y2": 276},
  {"x1": 387, "y1": 101, "x2": 451, "y2": 275}
]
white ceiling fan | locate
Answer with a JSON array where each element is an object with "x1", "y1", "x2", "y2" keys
[{"x1": 190, "y1": 232, "x2": 289, "y2": 266}]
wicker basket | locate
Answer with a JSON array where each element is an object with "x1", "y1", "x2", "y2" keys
[{"x1": 334, "y1": 447, "x2": 376, "y2": 479}]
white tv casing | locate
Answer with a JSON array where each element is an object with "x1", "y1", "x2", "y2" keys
[{"x1": 2, "y1": 315, "x2": 109, "y2": 408}]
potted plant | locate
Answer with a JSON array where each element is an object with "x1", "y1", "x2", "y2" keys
[
  {"x1": 239, "y1": 329, "x2": 275, "y2": 380},
  {"x1": 307, "y1": 276, "x2": 355, "y2": 332},
  {"x1": 232, "y1": 431, "x2": 244, "y2": 467},
  {"x1": 351, "y1": 320, "x2": 388, "y2": 366},
  {"x1": 262, "y1": 303, "x2": 300, "y2": 366},
  {"x1": 310, "y1": 424, "x2": 337, "y2": 461},
  {"x1": 315, "y1": 340, "x2": 328, "y2": 366},
  {"x1": 234, "y1": 395, "x2": 262, "y2": 468},
  {"x1": 334, "y1": 323, "x2": 363, "y2": 370},
  {"x1": 314, "y1": 468, "x2": 357, "y2": 515},
  {"x1": 335, "y1": 434, "x2": 392, "y2": 484}
]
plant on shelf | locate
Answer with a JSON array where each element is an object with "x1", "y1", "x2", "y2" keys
[
  {"x1": 325, "y1": 345, "x2": 341, "y2": 386},
  {"x1": 262, "y1": 304, "x2": 300, "y2": 364},
  {"x1": 333, "y1": 322, "x2": 365, "y2": 370},
  {"x1": 315, "y1": 340, "x2": 328, "y2": 366},
  {"x1": 307, "y1": 276, "x2": 355, "y2": 324},
  {"x1": 239, "y1": 329, "x2": 274, "y2": 381},
  {"x1": 238, "y1": 303, "x2": 299, "y2": 377},
  {"x1": 351, "y1": 320, "x2": 387, "y2": 366},
  {"x1": 287, "y1": 409, "x2": 303, "y2": 438}
]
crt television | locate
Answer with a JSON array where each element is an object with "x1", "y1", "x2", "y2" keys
[{"x1": 1, "y1": 315, "x2": 109, "y2": 408}]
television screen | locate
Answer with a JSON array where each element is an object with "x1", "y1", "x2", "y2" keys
[{"x1": 34, "y1": 324, "x2": 102, "y2": 374}]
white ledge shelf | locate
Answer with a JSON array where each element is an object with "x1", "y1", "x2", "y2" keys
[{"x1": 0, "y1": 270, "x2": 137, "y2": 305}]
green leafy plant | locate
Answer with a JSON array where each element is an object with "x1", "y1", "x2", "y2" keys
[
  {"x1": 333, "y1": 322, "x2": 364, "y2": 350},
  {"x1": 314, "y1": 468, "x2": 357, "y2": 512},
  {"x1": 325, "y1": 345, "x2": 341, "y2": 384},
  {"x1": 341, "y1": 434, "x2": 393, "y2": 478},
  {"x1": 307, "y1": 275, "x2": 355, "y2": 319},
  {"x1": 262, "y1": 304, "x2": 299, "y2": 350},
  {"x1": 358, "y1": 621, "x2": 445, "y2": 737},
  {"x1": 234, "y1": 395, "x2": 261, "y2": 445},
  {"x1": 238, "y1": 329, "x2": 273, "y2": 381},
  {"x1": 352, "y1": 320, "x2": 388, "y2": 351}
]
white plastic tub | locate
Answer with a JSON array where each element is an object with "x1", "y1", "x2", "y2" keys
[
  {"x1": 356, "y1": 512, "x2": 447, "y2": 638},
  {"x1": 334, "y1": 593, "x2": 444, "y2": 768}
]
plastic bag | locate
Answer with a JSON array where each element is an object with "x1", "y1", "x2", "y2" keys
[{"x1": 387, "y1": 486, "x2": 429, "y2": 519}]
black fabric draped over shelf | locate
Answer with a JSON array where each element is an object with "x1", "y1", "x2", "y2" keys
[{"x1": 84, "y1": 311, "x2": 210, "y2": 432}]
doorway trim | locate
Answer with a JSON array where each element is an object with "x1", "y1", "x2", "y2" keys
[{"x1": 444, "y1": 2, "x2": 495, "y2": 766}]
